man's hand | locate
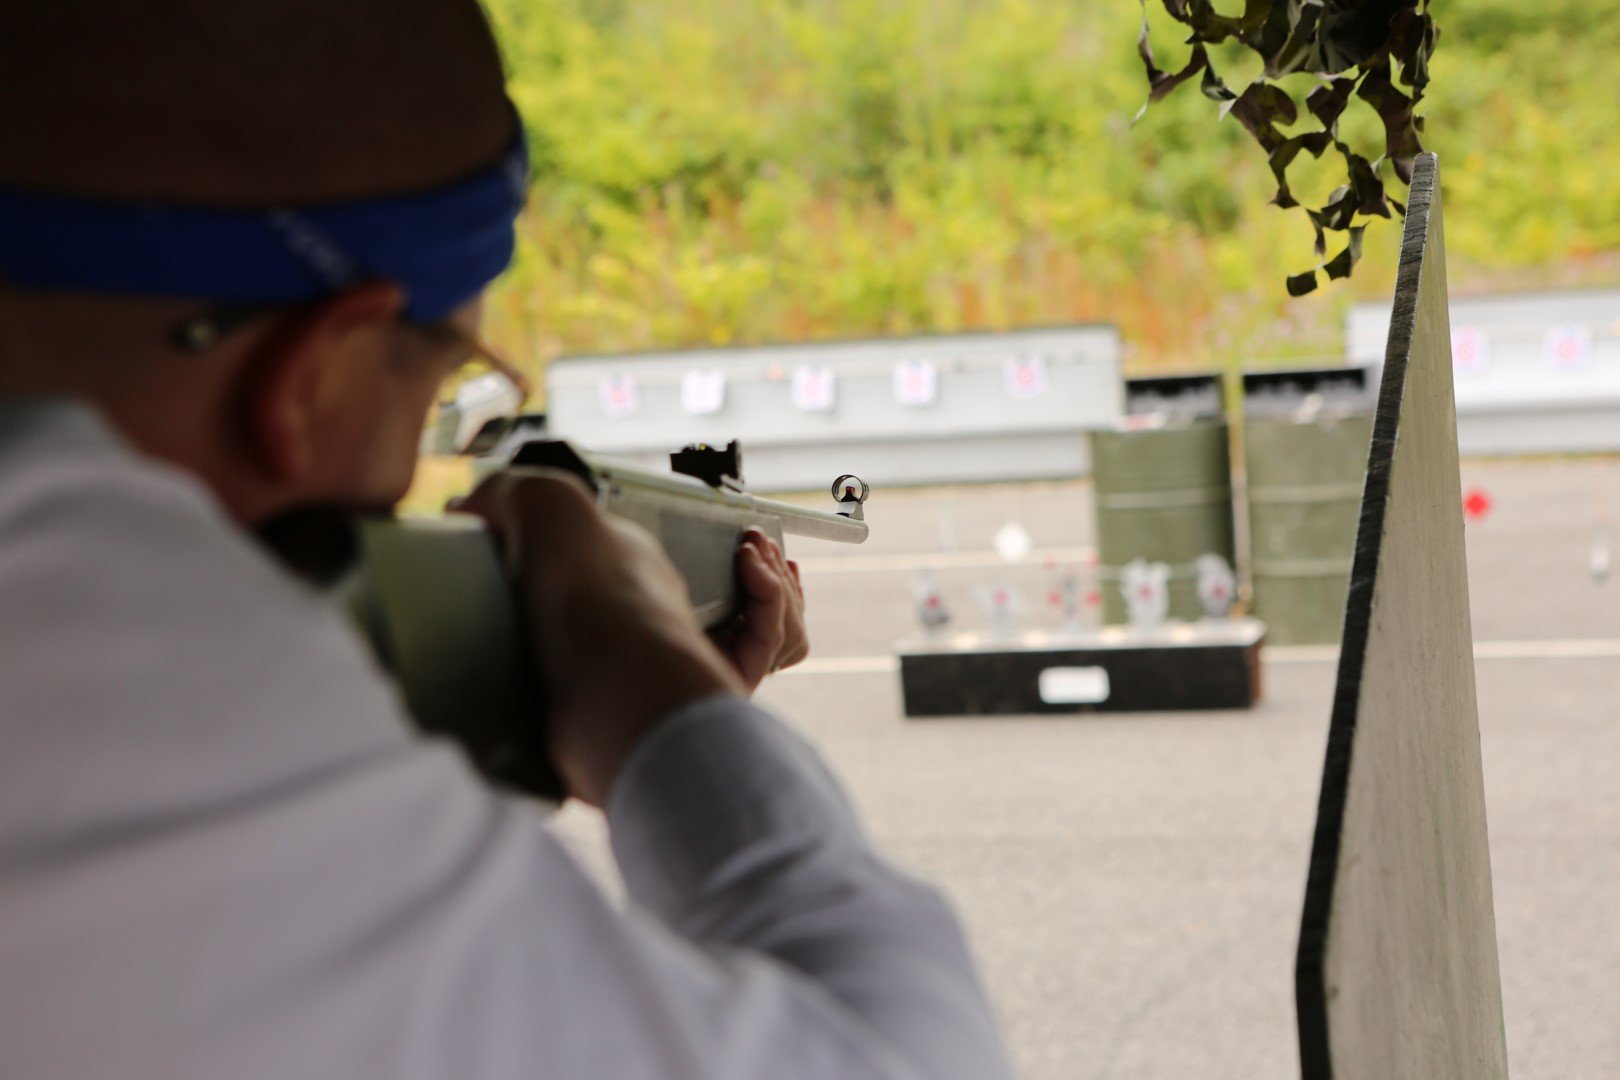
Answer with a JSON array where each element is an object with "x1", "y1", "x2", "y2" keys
[
  {"x1": 712, "y1": 528, "x2": 809, "y2": 692},
  {"x1": 457, "y1": 469, "x2": 744, "y2": 807}
]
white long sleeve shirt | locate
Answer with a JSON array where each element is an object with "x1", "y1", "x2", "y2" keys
[{"x1": 0, "y1": 400, "x2": 1013, "y2": 1080}]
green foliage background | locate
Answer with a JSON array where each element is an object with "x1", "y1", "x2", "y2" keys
[{"x1": 479, "y1": 0, "x2": 1620, "y2": 386}]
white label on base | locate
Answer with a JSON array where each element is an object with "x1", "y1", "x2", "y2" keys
[{"x1": 1038, "y1": 666, "x2": 1111, "y2": 705}]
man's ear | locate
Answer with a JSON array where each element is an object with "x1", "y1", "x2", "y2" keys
[{"x1": 241, "y1": 282, "x2": 408, "y2": 484}]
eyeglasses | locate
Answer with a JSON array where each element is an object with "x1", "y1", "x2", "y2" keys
[
  {"x1": 418, "y1": 321, "x2": 533, "y2": 455},
  {"x1": 411, "y1": 318, "x2": 531, "y2": 400},
  {"x1": 173, "y1": 304, "x2": 532, "y2": 456}
]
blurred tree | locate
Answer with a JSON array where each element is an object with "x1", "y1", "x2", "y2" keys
[
  {"x1": 473, "y1": 0, "x2": 1620, "y2": 384},
  {"x1": 1137, "y1": 0, "x2": 1438, "y2": 295}
]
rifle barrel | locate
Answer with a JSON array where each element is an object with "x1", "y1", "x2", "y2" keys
[{"x1": 589, "y1": 458, "x2": 869, "y2": 545}]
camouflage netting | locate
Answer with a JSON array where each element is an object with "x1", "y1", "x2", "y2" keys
[{"x1": 1137, "y1": 0, "x2": 1438, "y2": 295}]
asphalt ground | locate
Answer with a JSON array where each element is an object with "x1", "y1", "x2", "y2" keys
[{"x1": 551, "y1": 455, "x2": 1620, "y2": 1079}]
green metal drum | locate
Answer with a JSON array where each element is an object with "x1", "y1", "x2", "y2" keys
[
  {"x1": 1244, "y1": 412, "x2": 1373, "y2": 645},
  {"x1": 1092, "y1": 420, "x2": 1237, "y2": 624}
]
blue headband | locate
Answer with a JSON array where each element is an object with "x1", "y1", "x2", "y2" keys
[{"x1": 0, "y1": 134, "x2": 528, "y2": 323}]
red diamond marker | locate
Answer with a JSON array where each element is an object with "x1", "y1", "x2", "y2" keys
[{"x1": 1463, "y1": 488, "x2": 1492, "y2": 521}]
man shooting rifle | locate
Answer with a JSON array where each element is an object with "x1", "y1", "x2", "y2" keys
[{"x1": 0, "y1": 3, "x2": 1012, "y2": 1078}]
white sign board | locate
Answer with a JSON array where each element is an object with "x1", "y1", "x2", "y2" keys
[
  {"x1": 1450, "y1": 325, "x2": 1489, "y2": 375},
  {"x1": 545, "y1": 325, "x2": 1124, "y2": 489},
  {"x1": 1004, "y1": 354, "x2": 1049, "y2": 399},
  {"x1": 791, "y1": 365, "x2": 837, "y2": 413},
  {"x1": 597, "y1": 374, "x2": 640, "y2": 419},
  {"x1": 681, "y1": 369, "x2": 726, "y2": 415},
  {"x1": 893, "y1": 359, "x2": 939, "y2": 407},
  {"x1": 1544, "y1": 324, "x2": 1592, "y2": 372}
]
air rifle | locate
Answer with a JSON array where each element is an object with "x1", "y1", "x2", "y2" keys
[{"x1": 344, "y1": 439, "x2": 870, "y2": 801}]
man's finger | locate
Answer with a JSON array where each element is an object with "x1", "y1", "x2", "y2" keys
[
  {"x1": 760, "y1": 544, "x2": 807, "y2": 671},
  {"x1": 736, "y1": 531, "x2": 777, "y2": 600},
  {"x1": 753, "y1": 533, "x2": 801, "y2": 599},
  {"x1": 762, "y1": 532, "x2": 790, "y2": 576},
  {"x1": 729, "y1": 542, "x2": 787, "y2": 688},
  {"x1": 738, "y1": 537, "x2": 782, "y2": 605}
]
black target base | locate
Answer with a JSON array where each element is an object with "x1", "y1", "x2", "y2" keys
[{"x1": 897, "y1": 619, "x2": 1265, "y2": 717}]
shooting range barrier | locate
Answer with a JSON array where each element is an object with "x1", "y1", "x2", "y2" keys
[
  {"x1": 1091, "y1": 374, "x2": 1236, "y2": 625},
  {"x1": 544, "y1": 326, "x2": 1122, "y2": 492},
  {"x1": 1296, "y1": 154, "x2": 1508, "y2": 1080},
  {"x1": 1347, "y1": 285, "x2": 1620, "y2": 455},
  {"x1": 1241, "y1": 367, "x2": 1374, "y2": 646}
]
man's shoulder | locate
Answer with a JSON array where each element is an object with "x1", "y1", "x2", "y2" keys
[
  {"x1": 0, "y1": 396, "x2": 324, "y2": 605},
  {"x1": 0, "y1": 397, "x2": 234, "y2": 553},
  {"x1": 0, "y1": 398, "x2": 415, "y2": 850}
]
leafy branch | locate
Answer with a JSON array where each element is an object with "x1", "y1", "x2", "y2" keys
[{"x1": 1136, "y1": 0, "x2": 1438, "y2": 295}]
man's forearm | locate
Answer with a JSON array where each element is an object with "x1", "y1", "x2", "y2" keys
[{"x1": 608, "y1": 697, "x2": 1014, "y2": 1080}]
